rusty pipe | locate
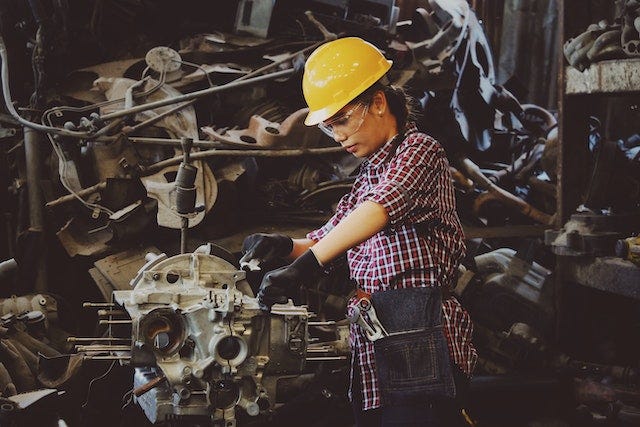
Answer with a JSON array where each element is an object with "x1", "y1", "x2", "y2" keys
[
  {"x1": 459, "y1": 157, "x2": 553, "y2": 225},
  {"x1": 133, "y1": 374, "x2": 166, "y2": 397},
  {"x1": 23, "y1": 128, "x2": 44, "y2": 231},
  {"x1": 45, "y1": 182, "x2": 107, "y2": 208},
  {"x1": 24, "y1": 127, "x2": 47, "y2": 292}
]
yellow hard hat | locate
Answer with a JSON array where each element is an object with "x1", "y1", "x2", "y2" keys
[{"x1": 302, "y1": 37, "x2": 392, "y2": 126}]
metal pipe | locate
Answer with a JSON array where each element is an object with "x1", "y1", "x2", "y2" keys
[
  {"x1": 45, "y1": 182, "x2": 107, "y2": 208},
  {"x1": 180, "y1": 218, "x2": 188, "y2": 254},
  {"x1": 83, "y1": 355, "x2": 131, "y2": 360},
  {"x1": 122, "y1": 101, "x2": 195, "y2": 135},
  {"x1": 113, "y1": 136, "x2": 229, "y2": 148},
  {"x1": 133, "y1": 375, "x2": 166, "y2": 397},
  {"x1": 305, "y1": 356, "x2": 348, "y2": 361},
  {"x1": 24, "y1": 128, "x2": 44, "y2": 230},
  {"x1": 23, "y1": 126, "x2": 47, "y2": 292},
  {"x1": 459, "y1": 157, "x2": 553, "y2": 225},
  {"x1": 97, "y1": 310, "x2": 127, "y2": 317},
  {"x1": 0, "y1": 259, "x2": 17, "y2": 283},
  {"x1": 0, "y1": 36, "x2": 91, "y2": 137},
  {"x1": 142, "y1": 146, "x2": 346, "y2": 176},
  {"x1": 68, "y1": 337, "x2": 131, "y2": 342},
  {"x1": 99, "y1": 320, "x2": 132, "y2": 325},
  {"x1": 100, "y1": 68, "x2": 295, "y2": 121},
  {"x1": 82, "y1": 302, "x2": 116, "y2": 308},
  {"x1": 76, "y1": 345, "x2": 132, "y2": 351}
]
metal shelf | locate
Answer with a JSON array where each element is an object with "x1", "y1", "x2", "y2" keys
[{"x1": 565, "y1": 58, "x2": 640, "y2": 95}]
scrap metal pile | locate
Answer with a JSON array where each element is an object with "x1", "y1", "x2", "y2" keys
[
  {"x1": 564, "y1": 0, "x2": 640, "y2": 71},
  {"x1": 0, "y1": 0, "x2": 637, "y2": 425}
]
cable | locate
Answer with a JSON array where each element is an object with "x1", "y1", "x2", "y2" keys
[
  {"x1": 0, "y1": 35, "x2": 92, "y2": 137},
  {"x1": 81, "y1": 360, "x2": 116, "y2": 408}
]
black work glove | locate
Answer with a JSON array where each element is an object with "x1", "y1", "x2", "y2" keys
[
  {"x1": 239, "y1": 233, "x2": 293, "y2": 271},
  {"x1": 257, "y1": 250, "x2": 324, "y2": 309}
]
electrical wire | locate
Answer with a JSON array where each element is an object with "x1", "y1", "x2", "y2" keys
[{"x1": 81, "y1": 360, "x2": 116, "y2": 409}]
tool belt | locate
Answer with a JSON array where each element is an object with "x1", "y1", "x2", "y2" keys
[{"x1": 368, "y1": 287, "x2": 456, "y2": 405}]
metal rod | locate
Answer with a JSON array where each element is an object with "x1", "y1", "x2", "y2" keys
[
  {"x1": 76, "y1": 345, "x2": 132, "y2": 351},
  {"x1": 134, "y1": 375, "x2": 167, "y2": 397},
  {"x1": 109, "y1": 136, "x2": 229, "y2": 148},
  {"x1": 83, "y1": 302, "x2": 116, "y2": 308},
  {"x1": 46, "y1": 182, "x2": 107, "y2": 208},
  {"x1": 307, "y1": 321, "x2": 336, "y2": 326},
  {"x1": 97, "y1": 310, "x2": 127, "y2": 317},
  {"x1": 142, "y1": 146, "x2": 346, "y2": 175},
  {"x1": 306, "y1": 356, "x2": 348, "y2": 361},
  {"x1": 99, "y1": 320, "x2": 132, "y2": 325},
  {"x1": 83, "y1": 355, "x2": 131, "y2": 360},
  {"x1": 68, "y1": 337, "x2": 131, "y2": 342},
  {"x1": 123, "y1": 101, "x2": 195, "y2": 135},
  {"x1": 100, "y1": 68, "x2": 295, "y2": 121},
  {"x1": 180, "y1": 217, "x2": 188, "y2": 254}
]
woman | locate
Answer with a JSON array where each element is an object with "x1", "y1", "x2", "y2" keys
[{"x1": 241, "y1": 37, "x2": 477, "y2": 426}]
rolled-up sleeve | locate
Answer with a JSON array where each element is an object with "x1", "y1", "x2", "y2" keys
[{"x1": 364, "y1": 137, "x2": 446, "y2": 225}]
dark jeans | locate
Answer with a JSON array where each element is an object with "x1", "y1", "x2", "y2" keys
[{"x1": 352, "y1": 361, "x2": 470, "y2": 427}]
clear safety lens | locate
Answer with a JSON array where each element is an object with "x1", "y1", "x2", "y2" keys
[{"x1": 318, "y1": 102, "x2": 369, "y2": 139}]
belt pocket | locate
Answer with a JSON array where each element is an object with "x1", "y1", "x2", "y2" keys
[
  {"x1": 374, "y1": 326, "x2": 455, "y2": 405},
  {"x1": 370, "y1": 287, "x2": 457, "y2": 405}
]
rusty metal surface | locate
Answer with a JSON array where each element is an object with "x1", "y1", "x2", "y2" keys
[{"x1": 565, "y1": 58, "x2": 640, "y2": 94}]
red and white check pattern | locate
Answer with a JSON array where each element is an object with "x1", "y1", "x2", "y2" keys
[{"x1": 307, "y1": 125, "x2": 477, "y2": 410}]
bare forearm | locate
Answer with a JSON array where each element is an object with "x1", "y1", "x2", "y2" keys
[
  {"x1": 288, "y1": 238, "x2": 316, "y2": 260},
  {"x1": 310, "y1": 201, "x2": 389, "y2": 264}
]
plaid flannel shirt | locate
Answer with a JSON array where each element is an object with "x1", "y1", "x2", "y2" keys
[{"x1": 307, "y1": 124, "x2": 477, "y2": 410}]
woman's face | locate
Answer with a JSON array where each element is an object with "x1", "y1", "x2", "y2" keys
[{"x1": 320, "y1": 91, "x2": 398, "y2": 158}]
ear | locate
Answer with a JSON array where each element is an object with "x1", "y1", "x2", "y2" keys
[{"x1": 371, "y1": 90, "x2": 387, "y2": 115}]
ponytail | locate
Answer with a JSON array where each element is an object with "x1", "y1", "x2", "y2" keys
[{"x1": 355, "y1": 80, "x2": 416, "y2": 132}]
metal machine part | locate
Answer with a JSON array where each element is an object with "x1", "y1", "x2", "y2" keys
[
  {"x1": 202, "y1": 108, "x2": 324, "y2": 149},
  {"x1": 470, "y1": 248, "x2": 553, "y2": 335},
  {"x1": 546, "y1": 211, "x2": 640, "y2": 257},
  {"x1": 621, "y1": 0, "x2": 640, "y2": 56},
  {"x1": 405, "y1": 1, "x2": 469, "y2": 76},
  {"x1": 0, "y1": 294, "x2": 58, "y2": 323},
  {"x1": 107, "y1": 248, "x2": 341, "y2": 426}
]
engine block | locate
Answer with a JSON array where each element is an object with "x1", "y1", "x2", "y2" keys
[{"x1": 112, "y1": 248, "x2": 310, "y2": 426}]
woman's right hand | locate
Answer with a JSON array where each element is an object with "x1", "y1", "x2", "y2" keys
[{"x1": 239, "y1": 233, "x2": 293, "y2": 271}]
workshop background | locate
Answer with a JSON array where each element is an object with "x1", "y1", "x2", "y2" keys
[{"x1": 0, "y1": 0, "x2": 638, "y2": 426}]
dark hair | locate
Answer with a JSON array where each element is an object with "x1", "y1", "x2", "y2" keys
[{"x1": 354, "y1": 80, "x2": 416, "y2": 131}]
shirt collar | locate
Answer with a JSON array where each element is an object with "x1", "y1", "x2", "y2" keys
[{"x1": 364, "y1": 122, "x2": 419, "y2": 169}]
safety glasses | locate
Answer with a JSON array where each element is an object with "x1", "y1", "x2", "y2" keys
[{"x1": 318, "y1": 102, "x2": 369, "y2": 139}]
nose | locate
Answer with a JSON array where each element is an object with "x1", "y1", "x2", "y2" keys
[{"x1": 333, "y1": 131, "x2": 347, "y2": 144}]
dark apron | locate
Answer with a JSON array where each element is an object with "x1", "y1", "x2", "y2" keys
[{"x1": 370, "y1": 287, "x2": 456, "y2": 406}]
